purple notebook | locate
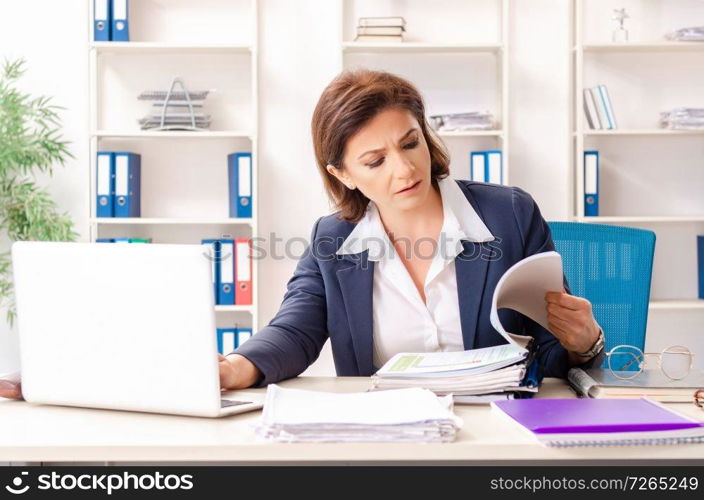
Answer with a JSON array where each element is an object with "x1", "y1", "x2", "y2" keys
[{"x1": 493, "y1": 398, "x2": 702, "y2": 434}]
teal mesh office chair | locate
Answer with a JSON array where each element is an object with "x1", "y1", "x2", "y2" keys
[{"x1": 547, "y1": 222, "x2": 656, "y2": 355}]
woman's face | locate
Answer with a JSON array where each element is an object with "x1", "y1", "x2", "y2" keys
[{"x1": 329, "y1": 107, "x2": 434, "y2": 215}]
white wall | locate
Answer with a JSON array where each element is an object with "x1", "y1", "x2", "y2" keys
[{"x1": 0, "y1": 0, "x2": 596, "y2": 375}]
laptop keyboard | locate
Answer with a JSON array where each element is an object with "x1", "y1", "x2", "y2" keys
[{"x1": 221, "y1": 399, "x2": 253, "y2": 408}]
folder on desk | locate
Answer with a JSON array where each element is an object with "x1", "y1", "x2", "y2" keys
[
  {"x1": 202, "y1": 239, "x2": 221, "y2": 304},
  {"x1": 584, "y1": 150, "x2": 599, "y2": 216},
  {"x1": 236, "y1": 327, "x2": 252, "y2": 347},
  {"x1": 111, "y1": 0, "x2": 130, "y2": 42},
  {"x1": 217, "y1": 328, "x2": 237, "y2": 355},
  {"x1": 113, "y1": 237, "x2": 131, "y2": 243},
  {"x1": 96, "y1": 152, "x2": 114, "y2": 217},
  {"x1": 234, "y1": 238, "x2": 252, "y2": 305},
  {"x1": 128, "y1": 238, "x2": 152, "y2": 243},
  {"x1": 93, "y1": 0, "x2": 111, "y2": 41},
  {"x1": 228, "y1": 153, "x2": 252, "y2": 218},
  {"x1": 218, "y1": 239, "x2": 235, "y2": 305},
  {"x1": 95, "y1": 238, "x2": 114, "y2": 243},
  {"x1": 492, "y1": 398, "x2": 704, "y2": 447},
  {"x1": 470, "y1": 152, "x2": 486, "y2": 183},
  {"x1": 113, "y1": 152, "x2": 141, "y2": 218},
  {"x1": 486, "y1": 150, "x2": 503, "y2": 185}
]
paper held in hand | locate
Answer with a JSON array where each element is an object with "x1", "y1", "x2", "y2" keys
[
  {"x1": 376, "y1": 251, "x2": 564, "y2": 378},
  {"x1": 372, "y1": 252, "x2": 564, "y2": 400}
]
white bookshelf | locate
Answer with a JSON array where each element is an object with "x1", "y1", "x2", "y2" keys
[
  {"x1": 571, "y1": 0, "x2": 704, "y2": 315},
  {"x1": 340, "y1": 0, "x2": 509, "y2": 184},
  {"x1": 87, "y1": 0, "x2": 260, "y2": 330}
]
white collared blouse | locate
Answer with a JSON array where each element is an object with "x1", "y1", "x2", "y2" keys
[{"x1": 336, "y1": 177, "x2": 495, "y2": 368}]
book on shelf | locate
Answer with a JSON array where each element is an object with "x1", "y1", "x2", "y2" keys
[
  {"x1": 354, "y1": 34, "x2": 404, "y2": 43},
  {"x1": 356, "y1": 26, "x2": 404, "y2": 36},
  {"x1": 583, "y1": 85, "x2": 616, "y2": 130},
  {"x1": 582, "y1": 88, "x2": 602, "y2": 129},
  {"x1": 358, "y1": 16, "x2": 406, "y2": 28},
  {"x1": 568, "y1": 367, "x2": 704, "y2": 403},
  {"x1": 492, "y1": 398, "x2": 704, "y2": 447},
  {"x1": 372, "y1": 252, "x2": 565, "y2": 402}
]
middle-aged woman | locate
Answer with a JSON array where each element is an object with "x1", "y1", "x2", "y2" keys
[
  {"x1": 0, "y1": 69, "x2": 604, "y2": 400},
  {"x1": 216, "y1": 69, "x2": 605, "y2": 390}
]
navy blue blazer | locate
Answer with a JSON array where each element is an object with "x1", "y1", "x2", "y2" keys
[{"x1": 236, "y1": 180, "x2": 579, "y2": 386}]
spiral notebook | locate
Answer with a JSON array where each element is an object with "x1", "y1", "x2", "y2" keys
[{"x1": 492, "y1": 398, "x2": 704, "y2": 447}]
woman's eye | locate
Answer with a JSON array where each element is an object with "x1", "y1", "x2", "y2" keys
[
  {"x1": 367, "y1": 158, "x2": 384, "y2": 168},
  {"x1": 403, "y1": 139, "x2": 419, "y2": 150}
]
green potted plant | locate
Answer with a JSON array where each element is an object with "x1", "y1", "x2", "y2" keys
[{"x1": 0, "y1": 59, "x2": 77, "y2": 324}]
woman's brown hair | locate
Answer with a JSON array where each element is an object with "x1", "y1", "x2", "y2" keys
[{"x1": 311, "y1": 69, "x2": 450, "y2": 222}]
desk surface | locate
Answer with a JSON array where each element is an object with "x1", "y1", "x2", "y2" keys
[{"x1": 1, "y1": 377, "x2": 704, "y2": 463}]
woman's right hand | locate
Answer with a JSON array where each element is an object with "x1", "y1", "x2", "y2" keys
[
  {"x1": 0, "y1": 375, "x2": 22, "y2": 400},
  {"x1": 218, "y1": 354, "x2": 262, "y2": 390}
]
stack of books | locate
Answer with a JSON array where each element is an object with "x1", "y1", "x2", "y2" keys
[
  {"x1": 372, "y1": 251, "x2": 565, "y2": 403},
  {"x1": 665, "y1": 26, "x2": 704, "y2": 41},
  {"x1": 256, "y1": 384, "x2": 461, "y2": 443},
  {"x1": 583, "y1": 85, "x2": 617, "y2": 130},
  {"x1": 354, "y1": 16, "x2": 406, "y2": 43},
  {"x1": 659, "y1": 108, "x2": 704, "y2": 130},
  {"x1": 429, "y1": 111, "x2": 495, "y2": 131}
]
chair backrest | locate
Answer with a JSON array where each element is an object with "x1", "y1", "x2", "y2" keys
[{"x1": 547, "y1": 222, "x2": 656, "y2": 353}]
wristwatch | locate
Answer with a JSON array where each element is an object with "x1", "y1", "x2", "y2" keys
[{"x1": 576, "y1": 328, "x2": 605, "y2": 359}]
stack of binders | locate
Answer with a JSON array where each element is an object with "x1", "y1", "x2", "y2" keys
[
  {"x1": 228, "y1": 153, "x2": 253, "y2": 218},
  {"x1": 93, "y1": 0, "x2": 130, "y2": 42},
  {"x1": 201, "y1": 238, "x2": 253, "y2": 306},
  {"x1": 355, "y1": 17, "x2": 406, "y2": 42},
  {"x1": 216, "y1": 327, "x2": 253, "y2": 356},
  {"x1": 469, "y1": 150, "x2": 503, "y2": 185},
  {"x1": 96, "y1": 152, "x2": 141, "y2": 218},
  {"x1": 583, "y1": 85, "x2": 617, "y2": 130}
]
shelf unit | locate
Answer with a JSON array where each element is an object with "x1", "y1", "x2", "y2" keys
[
  {"x1": 87, "y1": 0, "x2": 259, "y2": 330},
  {"x1": 340, "y1": 0, "x2": 509, "y2": 184},
  {"x1": 571, "y1": 0, "x2": 704, "y2": 315}
]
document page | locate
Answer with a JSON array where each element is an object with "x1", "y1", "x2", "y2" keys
[{"x1": 490, "y1": 251, "x2": 564, "y2": 348}]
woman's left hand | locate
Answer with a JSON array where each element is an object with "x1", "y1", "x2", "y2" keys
[{"x1": 544, "y1": 290, "x2": 600, "y2": 354}]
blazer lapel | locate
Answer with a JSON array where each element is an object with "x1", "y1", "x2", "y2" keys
[
  {"x1": 336, "y1": 251, "x2": 375, "y2": 375},
  {"x1": 455, "y1": 241, "x2": 490, "y2": 350}
]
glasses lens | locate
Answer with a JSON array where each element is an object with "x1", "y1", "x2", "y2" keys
[
  {"x1": 660, "y1": 346, "x2": 692, "y2": 380},
  {"x1": 608, "y1": 345, "x2": 643, "y2": 379}
]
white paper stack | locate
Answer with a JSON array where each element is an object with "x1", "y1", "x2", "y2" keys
[
  {"x1": 428, "y1": 111, "x2": 495, "y2": 131},
  {"x1": 665, "y1": 26, "x2": 704, "y2": 41},
  {"x1": 255, "y1": 384, "x2": 462, "y2": 443},
  {"x1": 659, "y1": 108, "x2": 704, "y2": 130},
  {"x1": 372, "y1": 346, "x2": 536, "y2": 397}
]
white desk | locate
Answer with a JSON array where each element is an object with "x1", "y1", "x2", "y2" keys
[{"x1": 1, "y1": 377, "x2": 703, "y2": 464}]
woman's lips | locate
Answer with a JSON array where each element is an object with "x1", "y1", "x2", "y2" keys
[{"x1": 396, "y1": 180, "x2": 421, "y2": 195}]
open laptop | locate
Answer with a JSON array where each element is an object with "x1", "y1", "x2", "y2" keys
[{"x1": 11, "y1": 241, "x2": 264, "y2": 417}]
